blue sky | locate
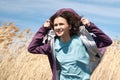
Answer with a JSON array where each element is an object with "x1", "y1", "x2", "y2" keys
[{"x1": 0, "y1": 0, "x2": 120, "y2": 38}]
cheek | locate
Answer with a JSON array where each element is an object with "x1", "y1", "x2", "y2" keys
[
  {"x1": 64, "y1": 26, "x2": 70, "y2": 31},
  {"x1": 53, "y1": 27, "x2": 57, "y2": 30}
]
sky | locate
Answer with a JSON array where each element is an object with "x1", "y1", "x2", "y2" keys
[{"x1": 0, "y1": 0, "x2": 120, "y2": 38}]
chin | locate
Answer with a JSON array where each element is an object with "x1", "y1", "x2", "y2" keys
[
  {"x1": 56, "y1": 34, "x2": 62, "y2": 37},
  {"x1": 56, "y1": 33, "x2": 63, "y2": 37}
]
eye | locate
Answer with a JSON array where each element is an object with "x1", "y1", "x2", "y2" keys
[
  {"x1": 59, "y1": 23, "x2": 64, "y2": 26},
  {"x1": 54, "y1": 23, "x2": 64, "y2": 27},
  {"x1": 54, "y1": 24, "x2": 58, "y2": 27}
]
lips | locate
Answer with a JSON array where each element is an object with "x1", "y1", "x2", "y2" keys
[{"x1": 55, "y1": 28, "x2": 63, "y2": 34}]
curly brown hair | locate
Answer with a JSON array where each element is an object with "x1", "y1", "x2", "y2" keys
[{"x1": 50, "y1": 8, "x2": 83, "y2": 37}]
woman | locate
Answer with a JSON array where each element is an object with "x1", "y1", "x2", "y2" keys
[{"x1": 28, "y1": 8, "x2": 112, "y2": 80}]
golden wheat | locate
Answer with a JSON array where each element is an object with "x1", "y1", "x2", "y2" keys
[{"x1": 0, "y1": 23, "x2": 120, "y2": 80}]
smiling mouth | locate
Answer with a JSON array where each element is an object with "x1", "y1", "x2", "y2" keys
[{"x1": 55, "y1": 29, "x2": 63, "y2": 34}]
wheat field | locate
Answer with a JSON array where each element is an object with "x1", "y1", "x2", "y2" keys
[{"x1": 0, "y1": 23, "x2": 120, "y2": 80}]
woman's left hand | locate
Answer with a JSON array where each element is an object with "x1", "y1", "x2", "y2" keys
[{"x1": 81, "y1": 18, "x2": 90, "y2": 27}]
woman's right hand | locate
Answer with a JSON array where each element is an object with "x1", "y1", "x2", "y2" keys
[{"x1": 44, "y1": 19, "x2": 51, "y2": 29}]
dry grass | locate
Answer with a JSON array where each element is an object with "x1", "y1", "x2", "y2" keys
[
  {"x1": 0, "y1": 23, "x2": 120, "y2": 80},
  {"x1": 91, "y1": 39, "x2": 120, "y2": 80}
]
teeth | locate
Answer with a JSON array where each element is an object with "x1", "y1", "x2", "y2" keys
[
  {"x1": 55, "y1": 29, "x2": 63, "y2": 32},
  {"x1": 55, "y1": 29, "x2": 59, "y2": 32}
]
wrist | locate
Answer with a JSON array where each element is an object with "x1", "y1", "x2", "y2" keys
[{"x1": 87, "y1": 22, "x2": 91, "y2": 26}]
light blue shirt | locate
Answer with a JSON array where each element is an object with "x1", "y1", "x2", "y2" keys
[{"x1": 54, "y1": 35, "x2": 90, "y2": 80}]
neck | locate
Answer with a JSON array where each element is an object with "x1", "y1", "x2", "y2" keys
[{"x1": 60, "y1": 34, "x2": 71, "y2": 43}]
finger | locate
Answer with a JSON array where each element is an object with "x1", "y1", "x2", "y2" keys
[
  {"x1": 46, "y1": 19, "x2": 50, "y2": 23},
  {"x1": 81, "y1": 17, "x2": 86, "y2": 21}
]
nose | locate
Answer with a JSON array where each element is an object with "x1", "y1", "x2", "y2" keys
[{"x1": 54, "y1": 25, "x2": 61, "y2": 30}]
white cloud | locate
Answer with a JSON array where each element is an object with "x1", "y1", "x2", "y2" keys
[
  {"x1": 0, "y1": 0, "x2": 120, "y2": 37},
  {"x1": 0, "y1": 0, "x2": 120, "y2": 19},
  {"x1": 75, "y1": 3, "x2": 120, "y2": 18},
  {"x1": 88, "y1": 0, "x2": 120, "y2": 3}
]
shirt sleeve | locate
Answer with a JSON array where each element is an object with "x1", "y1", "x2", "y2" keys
[
  {"x1": 28, "y1": 26, "x2": 52, "y2": 54},
  {"x1": 85, "y1": 22, "x2": 112, "y2": 48}
]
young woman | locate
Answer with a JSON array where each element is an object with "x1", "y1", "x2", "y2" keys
[{"x1": 28, "y1": 8, "x2": 112, "y2": 80}]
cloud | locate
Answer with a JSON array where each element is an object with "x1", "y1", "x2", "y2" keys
[
  {"x1": 1, "y1": 0, "x2": 120, "y2": 25},
  {"x1": 0, "y1": 0, "x2": 120, "y2": 19},
  {"x1": 0, "y1": 0, "x2": 120, "y2": 37},
  {"x1": 88, "y1": 0, "x2": 120, "y2": 3}
]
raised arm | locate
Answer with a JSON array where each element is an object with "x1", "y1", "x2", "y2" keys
[
  {"x1": 28, "y1": 26, "x2": 51, "y2": 54},
  {"x1": 28, "y1": 19, "x2": 52, "y2": 54},
  {"x1": 81, "y1": 18, "x2": 112, "y2": 48}
]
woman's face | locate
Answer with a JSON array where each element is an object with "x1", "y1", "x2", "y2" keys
[{"x1": 53, "y1": 17, "x2": 71, "y2": 37}]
